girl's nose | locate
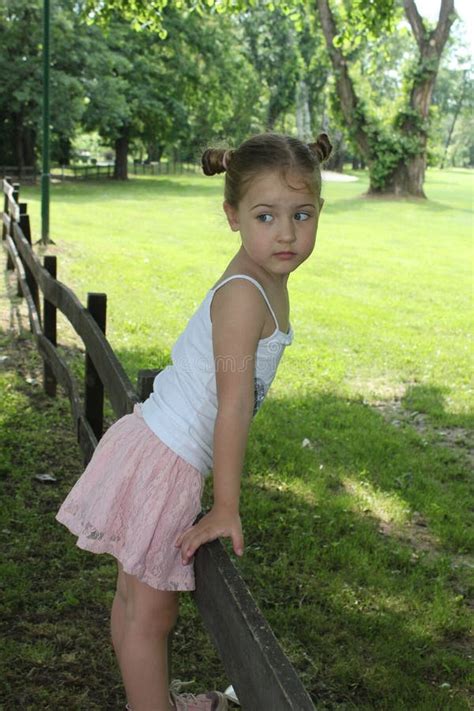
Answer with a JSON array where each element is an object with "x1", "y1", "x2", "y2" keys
[{"x1": 278, "y1": 217, "x2": 297, "y2": 243}]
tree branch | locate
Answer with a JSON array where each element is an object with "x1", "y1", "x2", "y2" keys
[
  {"x1": 404, "y1": 0, "x2": 456, "y2": 53},
  {"x1": 403, "y1": 0, "x2": 426, "y2": 49},
  {"x1": 316, "y1": 0, "x2": 371, "y2": 158},
  {"x1": 434, "y1": 0, "x2": 456, "y2": 53}
]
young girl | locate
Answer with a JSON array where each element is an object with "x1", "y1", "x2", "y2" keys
[{"x1": 55, "y1": 131, "x2": 332, "y2": 711}]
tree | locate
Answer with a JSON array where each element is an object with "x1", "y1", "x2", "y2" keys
[
  {"x1": 82, "y1": 8, "x2": 260, "y2": 179},
  {"x1": 0, "y1": 0, "x2": 94, "y2": 168},
  {"x1": 0, "y1": 0, "x2": 260, "y2": 177},
  {"x1": 437, "y1": 67, "x2": 473, "y2": 167},
  {"x1": 430, "y1": 27, "x2": 473, "y2": 169},
  {"x1": 316, "y1": 0, "x2": 457, "y2": 196},
  {"x1": 240, "y1": 7, "x2": 300, "y2": 131}
]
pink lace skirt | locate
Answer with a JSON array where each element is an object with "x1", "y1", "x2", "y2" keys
[{"x1": 55, "y1": 403, "x2": 204, "y2": 591}]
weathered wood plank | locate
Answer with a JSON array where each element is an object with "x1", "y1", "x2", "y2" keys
[
  {"x1": 193, "y1": 530, "x2": 315, "y2": 710},
  {"x1": 85, "y1": 293, "x2": 106, "y2": 441},
  {"x1": 7, "y1": 195, "x2": 20, "y2": 223},
  {"x1": 2, "y1": 177, "x2": 15, "y2": 199},
  {"x1": 19, "y1": 204, "x2": 39, "y2": 309},
  {"x1": 43, "y1": 256, "x2": 57, "y2": 397}
]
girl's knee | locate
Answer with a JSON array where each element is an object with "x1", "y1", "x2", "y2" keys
[{"x1": 124, "y1": 574, "x2": 179, "y2": 637}]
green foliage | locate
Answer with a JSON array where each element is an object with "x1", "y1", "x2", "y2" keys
[
  {"x1": 83, "y1": 0, "x2": 304, "y2": 35},
  {"x1": 368, "y1": 131, "x2": 423, "y2": 189},
  {"x1": 430, "y1": 50, "x2": 474, "y2": 167},
  {"x1": 0, "y1": 0, "x2": 262, "y2": 166},
  {"x1": 239, "y1": 6, "x2": 300, "y2": 129},
  {"x1": 0, "y1": 0, "x2": 92, "y2": 164},
  {"x1": 333, "y1": 0, "x2": 403, "y2": 54},
  {"x1": 405, "y1": 55, "x2": 442, "y2": 87},
  {"x1": 321, "y1": 0, "x2": 458, "y2": 192},
  {"x1": 345, "y1": 0, "x2": 398, "y2": 37}
]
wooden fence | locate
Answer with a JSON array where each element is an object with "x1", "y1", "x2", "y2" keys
[
  {"x1": 1, "y1": 177, "x2": 315, "y2": 711},
  {"x1": 0, "y1": 165, "x2": 114, "y2": 184},
  {"x1": 51, "y1": 163, "x2": 114, "y2": 180},
  {"x1": 133, "y1": 160, "x2": 201, "y2": 175},
  {"x1": 0, "y1": 166, "x2": 36, "y2": 184},
  {"x1": 1, "y1": 162, "x2": 202, "y2": 183}
]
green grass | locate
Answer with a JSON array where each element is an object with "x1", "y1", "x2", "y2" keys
[{"x1": 1, "y1": 168, "x2": 473, "y2": 709}]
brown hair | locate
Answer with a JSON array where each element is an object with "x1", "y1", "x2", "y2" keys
[{"x1": 201, "y1": 132, "x2": 332, "y2": 207}]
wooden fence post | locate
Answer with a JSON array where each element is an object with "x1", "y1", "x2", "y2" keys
[
  {"x1": 19, "y1": 204, "x2": 40, "y2": 317},
  {"x1": 4, "y1": 180, "x2": 19, "y2": 271},
  {"x1": 85, "y1": 293, "x2": 107, "y2": 445},
  {"x1": 43, "y1": 256, "x2": 57, "y2": 396},
  {"x1": 11, "y1": 183, "x2": 20, "y2": 278},
  {"x1": 136, "y1": 368, "x2": 161, "y2": 402}
]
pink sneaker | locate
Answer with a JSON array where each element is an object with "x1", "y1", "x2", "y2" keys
[{"x1": 169, "y1": 679, "x2": 228, "y2": 711}]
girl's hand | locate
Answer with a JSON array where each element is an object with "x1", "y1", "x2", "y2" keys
[{"x1": 175, "y1": 507, "x2": 244, "y2": 565}]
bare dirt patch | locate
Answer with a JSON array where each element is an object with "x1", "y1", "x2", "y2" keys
[{"x1": 371, "y1": 395, "x2": 474, "y2": 470}]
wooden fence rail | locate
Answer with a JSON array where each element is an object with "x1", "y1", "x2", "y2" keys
[
  {"x1": 133, "y1": 160, "x2": 201, "y2": 175},
  {"x1": 1, "y1": 177, "x2": 315, "y2": 711},
  {"x1": 51, "y1": 164, "x2": 114, "y2": 180},
  {"x1": 0, "y1": 166, "x2": 36, "y2": 183}
]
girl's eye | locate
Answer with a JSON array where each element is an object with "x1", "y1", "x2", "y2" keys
[
  {"x1": 257, "y1": 214, "x2": 273, "y2": 223},
  {"x1": 295, "y1": 212, "x2": 311, "y2": 221}
]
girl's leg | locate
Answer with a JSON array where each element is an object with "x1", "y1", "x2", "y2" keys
[
  {"x1": 117, "y1": 566, "x2": 178, "y2": 711},
  {"x1": 111, "y1": 560, "x2": 128, "y2": 667}
]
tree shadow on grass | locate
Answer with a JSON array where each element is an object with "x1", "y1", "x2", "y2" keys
[
  {"x1": 229, "y1": 477, "x2": 471, "y2": 707},
  {"x1": 248, "y1": 388, "x2": 473, "y2": 555}
]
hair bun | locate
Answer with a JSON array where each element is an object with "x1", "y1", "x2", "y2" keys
[
  {"x1": 308, "y1": 133, "x2": 332, "y2": 163},
  {"x1": 201, "y1": 148, "x2": 234, "y2": 175}
]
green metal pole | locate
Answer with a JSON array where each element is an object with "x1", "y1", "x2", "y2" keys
[{"x1": 41, "y1": 0, "x2": 50, "y2": 242}]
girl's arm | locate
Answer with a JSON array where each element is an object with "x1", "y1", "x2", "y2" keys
[{"x1": 175, "y1": 280, "x2": 267, "y2": 565}]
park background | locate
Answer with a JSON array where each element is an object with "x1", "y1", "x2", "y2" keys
[{"x1": 1, "y1": 1, "x2": 473, "y2": 709}]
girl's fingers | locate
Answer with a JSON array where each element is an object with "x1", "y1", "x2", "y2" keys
[
  {"x1": 176, "y1": 516, "x2": 243, "y2": 563},
  {"x1": 180, "y1": 527, "x2": 216, "y2": 563},
  {"x1": 232, "y1": 530, "x2": 244, "y2": 557},
  {"x1": 175, "y1": 526, "x2": 194, "y2": 547}
]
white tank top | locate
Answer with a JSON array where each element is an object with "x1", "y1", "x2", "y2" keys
[{"x1": 140, "y1": 274, "x2": 294, "y2": 476}]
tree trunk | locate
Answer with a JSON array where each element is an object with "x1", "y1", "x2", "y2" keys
[
  {"x1": 325, "y1": 130, "x2": 345, "y2": 172},
  {"x1": 114, "y1": 127, "x2": 129, "y2": 180},
  {"x1": 23, "y1": 127, "x2": 36, "y2": 168},
  {"x1": 383, "y1": 155, "x2": 426, "y2": 196},
  {"x1": 389, "y1": 0, "x2": 456, "y2": 196},
  {"x1": 316, "y1": 0, "x2": 372, "y2": 158},
  {"x1": 316, "y1": 0, "x2": 456, "y2": 197},
  {"x1": 146, "y1": 142, "x2": 164, "y2": 162},
  {"x1": 57, "y1": 136, "x2": 72, "y2": 166},
  {"x1": 13, "y1": 113, "x2": 25, "y2": 169},
  {"x1": 266, "y1": 99, "x2": 279, "y2": 131},
  {"x1": 296, "y1": 79, "x2": 312, "y2": 141}
]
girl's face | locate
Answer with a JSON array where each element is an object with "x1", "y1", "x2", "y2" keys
[{"x1": 223, "y1": 169, "x2": 322, "y2": 280}]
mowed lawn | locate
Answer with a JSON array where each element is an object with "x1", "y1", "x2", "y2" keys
[{"x1": 1, "y1": 168, "x2": 472, "y2": 709}]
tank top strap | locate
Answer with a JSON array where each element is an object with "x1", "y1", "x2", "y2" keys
[{"x1": 211, "y1": 274, "x2": 280, "y2": 332}]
